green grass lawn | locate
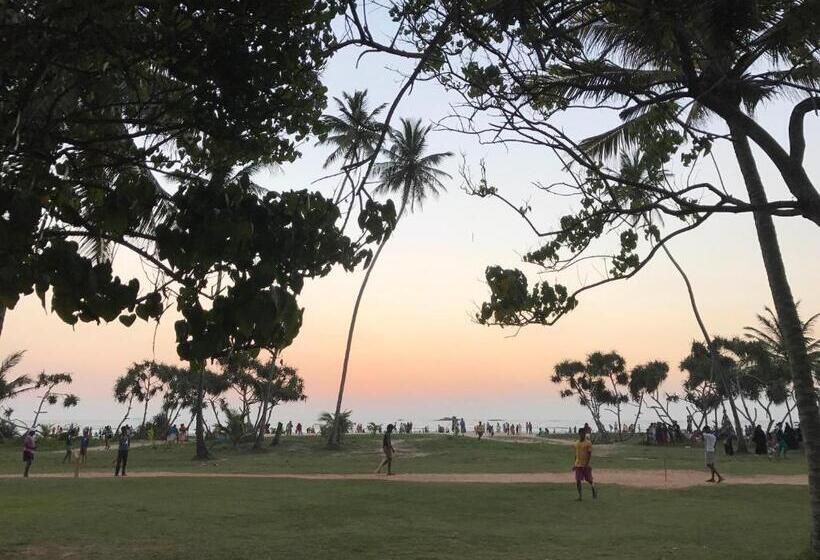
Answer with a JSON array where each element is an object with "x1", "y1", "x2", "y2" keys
[
  {"x1": 0, "y1": 434, "x2": 808, "y2": 477},
  {"x1": 0, "y1": 477, "x2": 809, "y2": 560},
  {"x1": 0, "y1": 435, "x2": 810, "y2": 559}
]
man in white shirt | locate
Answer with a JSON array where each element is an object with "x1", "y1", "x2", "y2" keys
[{"x1": 702, "y1": 426, "x2": 724, "y2": 483}]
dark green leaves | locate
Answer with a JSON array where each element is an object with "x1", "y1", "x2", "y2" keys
[
  {"x1": 478, "y1": 265, "x2": 577, "y2": 326},
  {"x1": 1, "y1": 0, "x2": 346, "y2": 363}
]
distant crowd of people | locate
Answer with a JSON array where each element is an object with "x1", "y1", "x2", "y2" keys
[{"x1": 643, "y1": 412, "x2": 803, "y2": 460}]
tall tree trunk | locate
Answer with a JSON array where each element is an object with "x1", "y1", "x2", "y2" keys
[
  {"x1": 193, "y1": 361, "x2": 209, "y2": 459},
  {"x1": 141, "y1": 398, "x2": 150, "y2": 430},
  {"x1": 253, "y1": 390, "x2": 270, "y2": 450},
  {"x1": 0, "y1": 306, "x2": 6, "y2": 340},
  {"x1": 115, "y1": 395, "x2": 134, "y2": 434},
  {"x1": 733, "y1": 128, "x2": 820, "y2": 554},
  {"x1": 328, "y1": 202, "x2": 407, "y2": 447},
  {"x1": 660, "y1": 243, "x2": 748, "y2": 452}
]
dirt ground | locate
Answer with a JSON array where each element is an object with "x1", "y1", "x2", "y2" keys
[{"x1": 1, "y1": 469, "x2": 806, "y2": 488}]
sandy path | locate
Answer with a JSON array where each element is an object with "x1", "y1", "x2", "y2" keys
[{"x1": 1, "y1": 469, "x2": 806, "y2": 488}]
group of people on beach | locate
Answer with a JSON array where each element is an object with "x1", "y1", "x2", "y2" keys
[{"x1": 750, "y1": 423, "x2": 801, "y2": 457}]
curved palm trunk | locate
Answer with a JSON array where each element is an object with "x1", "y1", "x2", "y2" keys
[
  {"x1": 0, "y1": 306, "x2": 5, "y2": 341},
  {"x1": 328, "y1": 202, "x2": 407, "y2": 447},
  {"x1": 661, "y1": 244, "x2": 748, "y2": 452},
  {"x1": 733, "y1": 129, "x2": 820, "y2": 554}
]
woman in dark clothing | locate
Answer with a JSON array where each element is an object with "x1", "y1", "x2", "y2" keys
[
  {"x1": 784, "y1": 424, "x2": 798, "y2": 450},
  {"x1": 375, "y1": 424, "x2": 396, "y2": 475},
  {"x1": 753, "y1": 425, "x2": 767, "y2": 455}
]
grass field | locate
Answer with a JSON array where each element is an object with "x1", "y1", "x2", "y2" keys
[
  {"x1": 0, "y1": 434, "x2": 808, "y2": 476},
  {"x1": 0, "y1": 435, "x2": 811, "y2": 559},
  {"x1": 1, "y1": 478, "x2": 809, "y2": 559}
]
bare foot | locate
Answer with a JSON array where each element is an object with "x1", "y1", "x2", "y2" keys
[{"x1": 717, "y1": 477, "x2": 724, "y2": 484}]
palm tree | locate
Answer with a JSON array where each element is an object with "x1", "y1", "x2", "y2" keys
[
  {"x1": 0, "y1": 351, "x2": 30, "y2": 412},
  {"x1": 746, "y1": 306, "x2": 820, "y2": 408},
  {"x1": 318, "y1": 90, "x2": 386, "y2": 170},
  {"x1": 745, "y1": 305, "x2": 820, "y2": 369},
  {"x1": 542, "y1": 5, "x2": 820, "y2": 544},
  {"x1": 328, "y1": 119, "x2": 452, "y2": 447},
  {"x1": 320, "y1": 410, "x2": 353, "y2": 441}
]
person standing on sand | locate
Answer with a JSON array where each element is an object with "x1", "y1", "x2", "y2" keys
[
  {"x1": 701, "y1": 426, "x2": 724, "y2": 483},
  {"x1": 115, "y1": 426, "x2": 130, "y2": 477},
  {"x1": 573, "y1": 428, "x2": 597, "y2": 501},
  {"x1": 23, "y1": 430, "x2": 36, "y2": 477},
  {"x1": 375, "y1": 423, "x2": 396, "y2": 475}
]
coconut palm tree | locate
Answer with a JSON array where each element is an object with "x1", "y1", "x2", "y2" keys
[
  {"x1": 328, "y1": 119, "x2": 452, "y2": 447},
  {"x1": 736, "y1": 307, "x2": 820, "y2": 431},
  {"x1": 0, "y1": 351, "x2": 30, "y2": 413},
  {"x1": 746, "y1": 305, "x2": 820, "y2": 384},
  {"x1": 317, "y1": 90, "x2": 387, "y2": 212},
  {"x1": 318, "y1": 90, "x2": 386, "y2": 169},
  {"x1": 540, "y1": 5, "x2": 820, "y2": 544},
  {"x1": 320, "y1": 410, "x2": 354, "y2": 441}
]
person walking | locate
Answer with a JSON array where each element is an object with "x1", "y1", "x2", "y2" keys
[
  {"x1": 62, "y1": 428, "x2": 74, "y2": 463},
  {"x1": 114, "y1": 426, "x2": 131, "y2": 477},
  {"x1": 573, "y1": 428, "x2": 597, "y2": 501},
  {"x1": 702, "y1": 426, "x2": 724, "y2": 483},
  {"x1": 22, "y1": 430, "x2": 36, "y2": 477},
  {"x1": 375, "y1": 424, "x2": 396, "y2": 475}
]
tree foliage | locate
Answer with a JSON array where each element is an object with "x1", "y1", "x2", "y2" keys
[
  {"x1": 1, "y1": 0, "x2": 396, "y2": 363},
  {"x1": 551, "y1": 351, "x2": 630, "y2": 439}
]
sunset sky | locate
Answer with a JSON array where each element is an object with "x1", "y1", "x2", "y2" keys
[{"x1": 3, "y1": 45, "x2": 819, "y2": 430}]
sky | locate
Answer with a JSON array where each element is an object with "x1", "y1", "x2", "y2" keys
[{"x1": 3, "y1": 23, "x2": 819, "y2": 431}]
